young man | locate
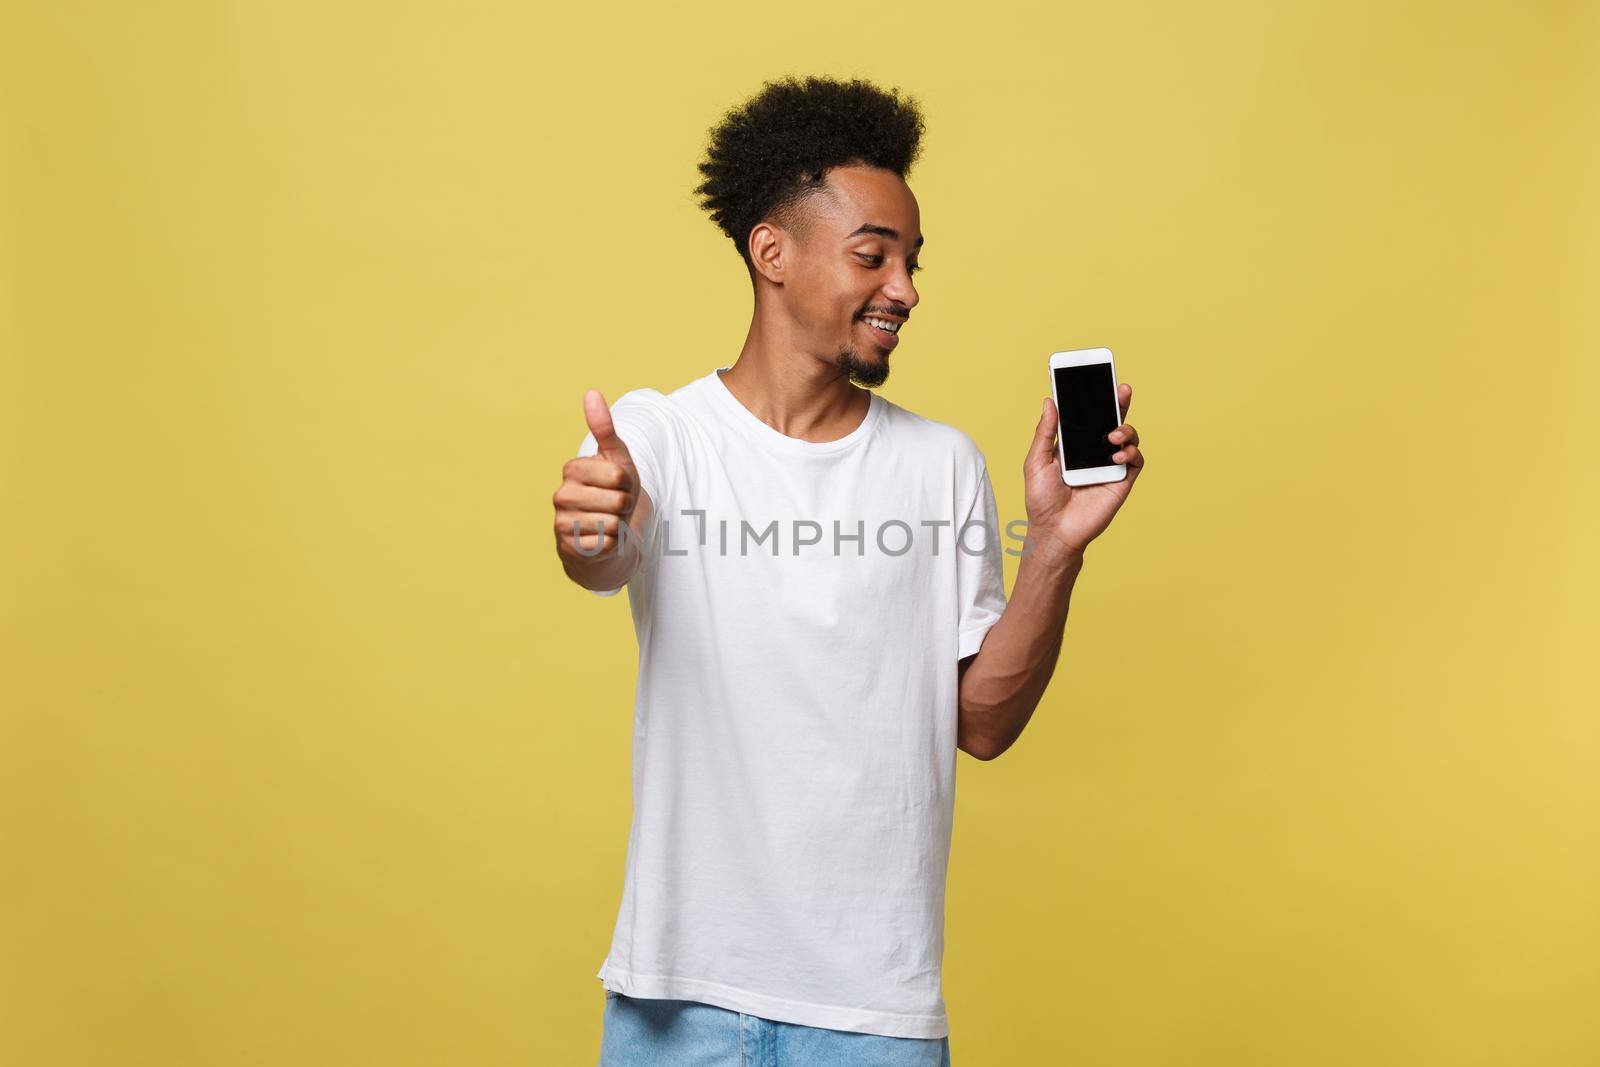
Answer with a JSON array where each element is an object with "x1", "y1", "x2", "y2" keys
[{"x1": 553, "y1": 75, "x2": 1145, "y2": 1065}]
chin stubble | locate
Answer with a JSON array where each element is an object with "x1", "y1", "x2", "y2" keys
[{"x1": 835, "y1": 344, "x2": 890, "y2": 389}]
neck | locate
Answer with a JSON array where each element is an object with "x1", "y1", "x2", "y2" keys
[{"x1": 721, "y1": 315, "x2": 871, "y2": 443}]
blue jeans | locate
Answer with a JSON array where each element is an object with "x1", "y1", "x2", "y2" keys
[{"x1": 598, "y1": 991, "x2": 953, "y2": 1066}]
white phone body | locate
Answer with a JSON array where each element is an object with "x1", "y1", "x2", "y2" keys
[{"x1": 1049, "y1": 348, "x2": 1125, "y2": 487}]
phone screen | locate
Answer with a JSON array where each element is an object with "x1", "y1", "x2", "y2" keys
[{"x1": 1053, "y1": 362, "x2": 1119, "y2": 470}]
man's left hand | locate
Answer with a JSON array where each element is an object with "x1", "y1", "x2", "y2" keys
[{"x1": 1022, "y1": 382, "x2": 1144, "y2": 560}]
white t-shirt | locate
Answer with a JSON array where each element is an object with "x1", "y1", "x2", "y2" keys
[{"x1": 574, "y1": 365, "x2": 1008, "y2": 1039}]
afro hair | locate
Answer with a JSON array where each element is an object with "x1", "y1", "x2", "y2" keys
[{"x1": 693, "y1": 75, "x2": 927, "y2": 273}]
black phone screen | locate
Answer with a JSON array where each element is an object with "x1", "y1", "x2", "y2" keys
[{"x1": 1053, "y1": 362, "x2": 1119, "y2": 470}]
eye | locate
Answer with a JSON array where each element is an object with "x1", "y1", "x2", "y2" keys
[{"x1": 857, "y1": 252, "x2": 921, "y2": 276}]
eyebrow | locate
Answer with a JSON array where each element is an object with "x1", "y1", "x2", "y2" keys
[{"x1": 846, "y1": 223, "x2": 925, "y2": 249}]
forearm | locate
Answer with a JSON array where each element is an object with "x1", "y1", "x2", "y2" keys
[{"x1": 957, "y1": 542, "x2": 1086, "y2": 759}]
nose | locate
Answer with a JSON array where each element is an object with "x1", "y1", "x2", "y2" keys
[{"x1": 883, "y1": 262, "x2": 919, "y2": 311}]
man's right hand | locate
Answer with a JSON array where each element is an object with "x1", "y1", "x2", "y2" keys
[{"x1": 554, "y1": 390, "x2": 642, "y2": 567}]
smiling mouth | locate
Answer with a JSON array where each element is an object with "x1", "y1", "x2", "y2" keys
[{"x1": 857, "y1": 315, "x2": 902, "y2": 349}]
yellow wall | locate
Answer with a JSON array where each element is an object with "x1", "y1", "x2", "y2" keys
[{"x1": 4, "y1": 2, "x2": 1596, "y2": 1063}]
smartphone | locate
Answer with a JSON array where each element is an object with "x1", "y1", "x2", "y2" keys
[{"x1": 1049, "y1": 348, "x2": 1125, "y2": 487}]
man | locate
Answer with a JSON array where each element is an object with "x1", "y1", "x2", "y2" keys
[{"x1": 553, "y1": 75, "x2": 1144, "y2": 1065}]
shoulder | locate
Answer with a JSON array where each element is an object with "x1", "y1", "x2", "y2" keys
[
  {"x1": 592, "y1": 381, "x2": 704, "y2": 475},
  {"x1": 609, "y1": 374, "x2": 709, "y2": 422},
  {"x1": 877, "y1": 394, "x2": 989, "y2": 470},
  {"x1": 604, "y1": 383, "x2": 691, "y2": 435},
  {"x1": 608, "y1": 386, "x2": 673, "y2": 414}
]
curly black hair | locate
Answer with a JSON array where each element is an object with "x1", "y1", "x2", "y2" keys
[{"x1": 693, "y1": 75, "x2": 927, "y2": 273}]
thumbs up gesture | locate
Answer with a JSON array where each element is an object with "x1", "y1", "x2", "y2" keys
[{"x1": 553, "y1": 390, "x2": 641, "y2": 565}]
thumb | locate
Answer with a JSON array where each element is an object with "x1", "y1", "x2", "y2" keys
[
  {"x1": 1028, "y1": 396, "x2": 1059, "y2": 465},
  {"x1": 583, "y1": 389, "x2": 633, "y2": 465}
]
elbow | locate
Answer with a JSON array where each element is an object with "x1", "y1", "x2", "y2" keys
[
  {"x1": 958, "y1": 708, "x2": 1017, "y2": 762},
  {"x1": 958, "y1": 693, "x2": 1008, "y2": 762},
  {"x1": 958, "y1": 732, "x2": 1004, "y2": 762}
]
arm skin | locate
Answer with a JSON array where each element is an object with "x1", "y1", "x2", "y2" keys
[
  {"x1": 956, "y1": 540, "x2": 1086, "y2": 762},
  {"x1": 955, "y1": 382, "x2": 1144, "y2": 761}
]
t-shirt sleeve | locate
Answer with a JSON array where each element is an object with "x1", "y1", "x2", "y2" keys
[
  {"x1": 956, "y1": 458, "x2": 1008, "y2": 660},
  {"x1": 573, "y1": 389, "x2": 675, "y2": 599}
]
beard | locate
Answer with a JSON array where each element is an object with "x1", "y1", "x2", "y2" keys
[{"x1": 835, "y1": 343, "x2": 890, "y2": 388}]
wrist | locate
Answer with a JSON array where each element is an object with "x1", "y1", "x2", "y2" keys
[{"x1": 1027, "y1": 535, "x2": 1086, "y2": 571}]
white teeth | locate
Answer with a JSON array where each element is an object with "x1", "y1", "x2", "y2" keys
[{"x1": 864, "y1": 317, "x2": 899, "y2": 333}]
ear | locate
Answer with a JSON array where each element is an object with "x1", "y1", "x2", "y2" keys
[{"x1": 747, "y1": 222, "x2": 786, "y2": 285}]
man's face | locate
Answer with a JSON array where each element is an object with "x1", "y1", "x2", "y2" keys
[{"x1": 780, "y1": 165, "x2": 923, "y2": 388}]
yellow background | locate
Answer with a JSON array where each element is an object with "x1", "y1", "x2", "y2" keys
[{"x1": 4, "y1": 1, "x2": 1596, "y2": 1063}]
